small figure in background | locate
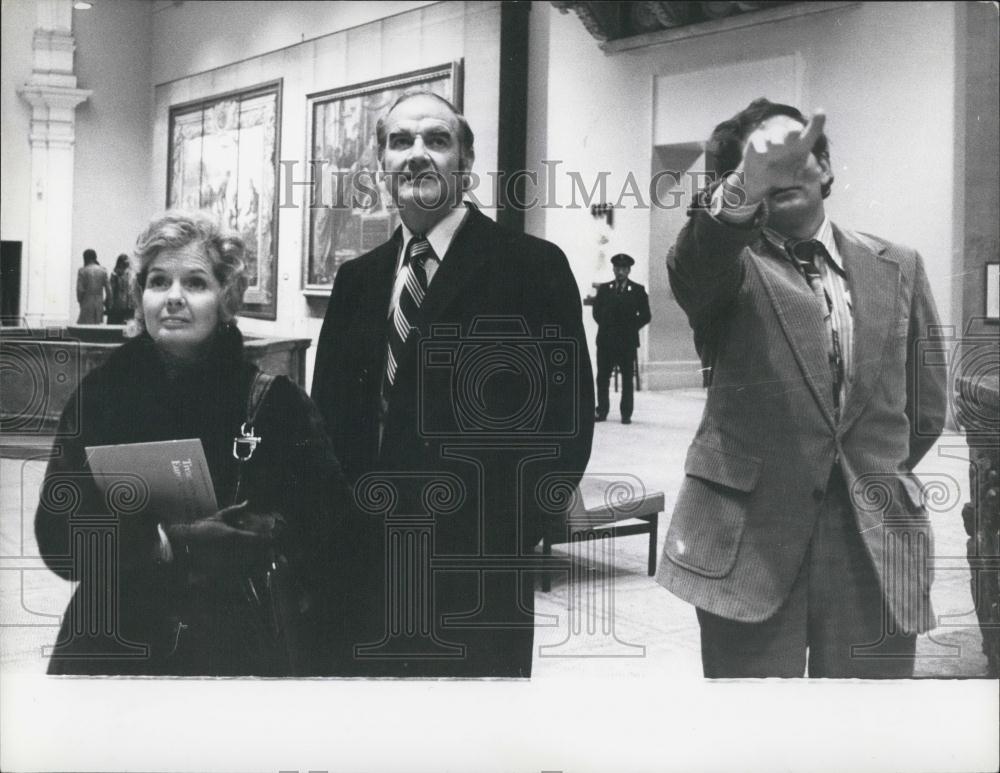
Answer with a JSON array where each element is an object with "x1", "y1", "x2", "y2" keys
[
  {"x1": 593, "y1": 253, "x2": 651, "y2": 424},
  {"x1": 76, "y1": 248, "x2": 109, "y2": 324},
  {"x1": 106, "y1": 253, "x2": 136, "y2": 324}
]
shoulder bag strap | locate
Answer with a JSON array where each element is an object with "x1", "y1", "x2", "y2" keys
[{"x1": 232, "y1": 371, "x2": 276, "y2": 505}]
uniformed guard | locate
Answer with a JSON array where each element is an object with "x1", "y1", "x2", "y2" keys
[{"x1": 592, "y1": 253, "x2": 651, "y2": 424}]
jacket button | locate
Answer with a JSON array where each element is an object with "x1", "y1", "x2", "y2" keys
[{"x1": 812, "y1": 488, "x2": 825, "y2": 501}]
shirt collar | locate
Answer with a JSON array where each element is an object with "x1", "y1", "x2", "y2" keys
[
  {"x1": 399, "y1": 204, "x2": 469, "y2": 266},
  {"x1": 763, "y1": 215, "x2": 845, "y2": 276}
]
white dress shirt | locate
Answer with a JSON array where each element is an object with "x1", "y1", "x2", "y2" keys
[
  {"x1": 710, "y1": 185, "x2": 855, "y2": 401},
  {"x1": 387, "y1": 204, "x2": 469, "y2": 319}
]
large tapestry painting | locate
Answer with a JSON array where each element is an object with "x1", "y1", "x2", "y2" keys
[
  {"x1": 303, "y1": 62, "x2": 462, "y2": 293},
  {"x1": 168, "y1": 81, "x2": 282, "y2": 319}
]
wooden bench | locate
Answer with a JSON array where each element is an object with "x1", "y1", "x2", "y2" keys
[{"x1": 541, "y1": 476, "x2": 664, "y2": 592}]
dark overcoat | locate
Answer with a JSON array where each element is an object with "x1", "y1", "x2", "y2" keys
[
  {"x1": 35, "y1": 326, "x2": 349, "y2": 675},
  {"x1": 312, "y1": 205, "x2": 595, "y2": 677}
]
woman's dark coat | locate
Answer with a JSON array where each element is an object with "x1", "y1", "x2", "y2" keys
[{"x1": 35, "y1": 326, "x2": 350, "y2": 676}]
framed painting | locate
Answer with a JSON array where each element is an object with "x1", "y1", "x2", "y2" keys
[
  {"x1": 303, "y1": 62, "x2": 463, "y2": 294},
  {"x1": 167, "y1": 81, "x2": 282, "y2": 320}
]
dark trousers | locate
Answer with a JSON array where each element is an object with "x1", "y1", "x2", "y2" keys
[
  {"x1": 697, "y1": 467, "x2": 918, "y2": 678},
  {"x1": 596, "y1": 344, "x2": 636, "y2": 419}
]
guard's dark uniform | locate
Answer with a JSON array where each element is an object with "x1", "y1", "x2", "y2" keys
[{"x1": 593, "y1": 275, "x2": 651, "y2": 422}]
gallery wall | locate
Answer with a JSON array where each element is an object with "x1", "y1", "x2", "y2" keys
[
  {"x1": 1, "y1": 0, "x2": 156, "y2": 324},
  {"x1": 149, "y1": 0, "x2": 437, "y2": 86},
  {"x1": 956, "y1": 1, "x2": 1000, "y2": 340},
  {"x1": 149, "y1": 0, "x2": 503, "y2": 373},
  {"x1": 71, "y1": 0, "x2": 154, "y2": 291},
  {"x1": 2, "y1": 1, "x2": 978, "y2": 368},
  {"x1": 527, "y1": 1, "x2": 961, "y2": 383},
  {"x1": 0, "y1": 0, "x2": 36, "y2": 247},
  {"x1": 0, "y1": 0, "x2": 448, "y2": 327}
]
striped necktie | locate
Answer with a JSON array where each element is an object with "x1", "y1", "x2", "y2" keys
[
  {"x1": 788, "y1": 239, "x2": 845, "y2": 419},
  {"x1": 383, "y1": 235, "x2": 434, "y2": 394}
]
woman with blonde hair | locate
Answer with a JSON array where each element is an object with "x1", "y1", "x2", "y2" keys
[{"x1": 36, "y1": 211, "x2": 349, "y2": 676}]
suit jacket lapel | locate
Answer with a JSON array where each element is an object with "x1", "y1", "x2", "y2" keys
[
  {"x1": 419, "y1": 206, "x2": 492, "y2": 324},
  {"x1": 834, "y1": 224, "x2": 899, "y2": 435},
  {"x1": 751, "y1": 238, "x2": 837, "y2": 428},
  {"x1": 363, "y1": 234, "x2": 400, "y2": 370}
]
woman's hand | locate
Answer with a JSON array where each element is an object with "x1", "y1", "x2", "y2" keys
[
  {"x1": 226, "y1": 506, "x2": 286, "y2": 541},
  {"x1": 164, "y1": 502, "x2": 285, "y2": 574}
]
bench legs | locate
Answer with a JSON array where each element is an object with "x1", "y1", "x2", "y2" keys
[
  {"x1": 645, "y1": 514, "x2": 658, "y2": 576},
  {"x1": 540, "y1": 513, "x2": 660, "y2": 591}
]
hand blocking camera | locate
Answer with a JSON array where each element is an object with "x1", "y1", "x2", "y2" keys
[{"x1": 418, "y1": 316, "x2": 579, "y2": 437}]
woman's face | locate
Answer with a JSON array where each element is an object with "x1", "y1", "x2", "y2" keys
[{"x1": 142, "y1": 247, "x2": 225, "y2": 360}]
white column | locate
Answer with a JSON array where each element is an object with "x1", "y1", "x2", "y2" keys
[{"x1": 17, "y1": 0, "x2": 90, "y2": 326}]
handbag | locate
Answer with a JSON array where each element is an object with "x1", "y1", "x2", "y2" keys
[{"x1": 231, "y1": 371, "x2": 312, "y2": 675}]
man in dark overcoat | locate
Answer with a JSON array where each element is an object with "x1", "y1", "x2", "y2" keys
[{"x1": 312, "y1": 92, "x2": 594, "y2": 677}]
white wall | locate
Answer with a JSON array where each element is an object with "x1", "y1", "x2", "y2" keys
[
  {"x1": 71, "y1": 0, "x2": 154, "y2": 310},
  {"x1": 1, "y1": 0, "x2": 156, "y2": 323},
  {"x1": 150, "y1": 0, "x2": 437, "y2": 86},
  {"x1": 0, "y1": 0, "x2": 38, "y2": 246},
  {"x1": 534, "y1": 1, "x2": 959, "y2": 366}
]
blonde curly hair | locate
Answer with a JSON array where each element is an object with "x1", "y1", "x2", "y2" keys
[{"x1": 130, "y1": 210, "x2": 248, "y2": 333}]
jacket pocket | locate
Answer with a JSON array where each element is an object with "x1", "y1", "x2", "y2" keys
[
  {"x1": 665, "y1": 441, "x2": 762, "y2": 577},
  {"x1": 683, "y1": 440, "x2": 762, "y2": 492}
]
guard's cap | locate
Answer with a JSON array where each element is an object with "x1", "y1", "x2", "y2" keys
[{"x1": 610, "y1": 253, "x2": 635, "y2": 267}]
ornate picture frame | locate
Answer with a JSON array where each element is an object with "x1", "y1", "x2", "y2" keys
[
  {"x1": 167, "y1": 80, "x2": 282, "y2": 320},
  {"x1": 302, "y1": 62, "x2": 463, "y2": 295}
]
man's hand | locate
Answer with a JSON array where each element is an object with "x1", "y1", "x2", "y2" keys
[{"x1": 735, "y1": 110, "x2": 826, "y2": 205}]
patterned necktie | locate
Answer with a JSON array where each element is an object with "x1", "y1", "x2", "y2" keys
[
  {"x1": 384, "y1": 235, "x2": 434, "y2": 395},
  {"x1": 788, "y1": 239, "x2": 845, "y2": 419}
]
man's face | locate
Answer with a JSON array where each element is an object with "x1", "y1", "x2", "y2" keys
[
  {"x1": 613, "y1": 265, "x2": 631, "y2": 282},
  {"x1": 747, "y1": 114, "x2": 832, "y2": 234},
  {"x1": 380, "y1": 95, "x2": 468, "y2": 226}
]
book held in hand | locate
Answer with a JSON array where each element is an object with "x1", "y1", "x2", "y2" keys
[{"x1": 85, "y1": 438, "x2": 218, "y2": 523}]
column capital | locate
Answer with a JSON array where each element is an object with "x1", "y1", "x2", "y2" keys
[
  {"x1": 19, "y1": 83, "x2": 92, "y2": 150},
  {"x1": 19, "y1": 0, "x2": 90, "y2": 150},
  {"x1": 19, "y1": 83, "x2": 91, "y2": 110}
]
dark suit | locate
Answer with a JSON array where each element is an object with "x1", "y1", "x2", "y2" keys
[
  {"x1": 657, "y1": 209, "x2": 946, "y2": 676},
  {"x1": 312, "y1": 204, "x2": 594, "y2": 677},
  {"x1": 593, "y1": 278, "x2": 651, "y2": 420}
]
